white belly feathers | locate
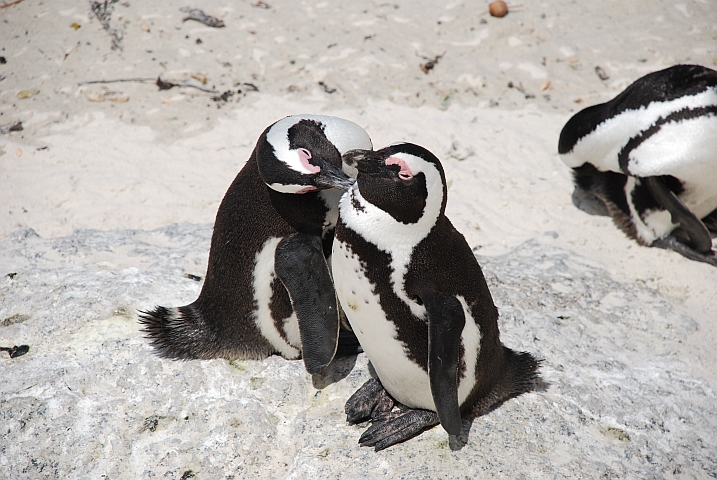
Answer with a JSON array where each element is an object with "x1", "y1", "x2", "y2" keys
[
  {"x1": 332, "y1": 236, "x2": 482, "y2": 411},
  {"x1": 251, "y1": 237, "x2": 301, "y2": 359}
]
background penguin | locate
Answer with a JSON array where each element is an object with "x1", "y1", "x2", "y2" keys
[
  {"x1": 558, "y1": 64, "x2": 717, "y2": 266},
  {"x1": 332, "y1": 143, "x2": 540, "y2": 450},
  {"x1": 139, "y1": 115, "x2": 372, "y2": 375}
]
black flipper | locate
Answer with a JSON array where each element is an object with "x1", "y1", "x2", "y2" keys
[
  {"x1": 359, "y1": 407, "x2": 440, "y2": 451},
  {"x1": 274, "y1": 233, "x2": 340, "y2": 375},
  {"x1": 643, "y1": 176, "x2": 713, "y2": 253},
  {"x1": 653, "y1": 236, "x2": 717, "y2": 266},
  {"x1": 423, "y1": 292, "x2": 466, "y2": 436}
]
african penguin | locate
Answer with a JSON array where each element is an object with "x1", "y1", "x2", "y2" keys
[
  {"x1": 332, "y1": 143, "x2": 540, "y2": 450},
  {"x1": 139, "y1": 115, "x2": 372, "y2": 374},
  {"x1": 559, "y1": 64, "x2": 717, "y2": 266}
]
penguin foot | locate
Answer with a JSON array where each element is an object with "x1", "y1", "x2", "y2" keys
[
  {"x1": 653, "y1": 236, "x2": 717, "y2": 266},
  {"x1": 358, "y1": 407, "x2": 440, "y2": 451},
  {"x1": 345, "y1": 378, "x2": 393, "y2": 424}
]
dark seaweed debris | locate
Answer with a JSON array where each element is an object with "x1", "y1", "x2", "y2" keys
[
  {"x1": 0, "y1": 121, "x2": 22, "y2": 134},
  {"x1": 180, "y1": 7, "x2": 225, "y2": 27},
  {"x1": 1, "y1": 345, "x2": 30, "y2": 358}
]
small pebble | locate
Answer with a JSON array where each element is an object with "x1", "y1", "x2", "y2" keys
[{"x1": 489, "y1": 1, "x2": 509, "y2": 17}]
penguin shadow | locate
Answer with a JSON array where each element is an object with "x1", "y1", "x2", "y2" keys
[
  {"x1": 571, "y1": 186, "x2": 610, "y2": 217},
  {"x1": 572, "y1": 186, "x2": 717, "y2": 244},
  {"x1": 449, "y1": 376, "x2": 551, "y2": 451},
  {"x1": 573, "y1": 186, "x2": 717, "y2": 238},
  {"x1": 311, "y1": 352, "x2": 360, "y2": 390}
]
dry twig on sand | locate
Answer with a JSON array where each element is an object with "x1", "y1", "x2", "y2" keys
[
  {"x1": 78, "y1": 77, "x2": 218, "y2": 94},
  {"x1": 0, "y1": 0, "x2": 25, "y2": 8}
]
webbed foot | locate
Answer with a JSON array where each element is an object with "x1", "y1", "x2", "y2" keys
[
  {"x1": 359, "y1": 406, "x2": 440, "y2": 451},
  {"x1": 345, "y1": 377, "x2": 393, "y2": 424}
]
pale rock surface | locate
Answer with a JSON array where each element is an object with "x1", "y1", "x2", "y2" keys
[
  {"x1": 2, "y1": 0, "x2": 717, "y2": 477},
  {"x1": 1, "y1": 226, "x2": 715, "y2": 478}
]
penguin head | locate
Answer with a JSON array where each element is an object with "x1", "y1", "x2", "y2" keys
[
  {"x1": 257, "y1": 115, "x2": 372, "y2": 194},
  {"x1": 342, "y1": 142, "x2": 447, "y2": 225}
]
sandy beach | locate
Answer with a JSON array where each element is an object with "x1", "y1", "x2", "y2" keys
[{"x1": 1, "y1": 0, "x2": 716, "y2": 478}]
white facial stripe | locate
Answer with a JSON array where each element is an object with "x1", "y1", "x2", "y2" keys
[
  {"x1": 319, "y1": 116, "x2": 373, "y2": 153},
  {"x1": 252, "y1": 237, "x2": 301, "y2": 359},
  {"x1": 265, "y1": 115, "x2": 373, "y2": 176},
  {"x1": 561, "y1": 88, "x2": 717, "y2": 172}
]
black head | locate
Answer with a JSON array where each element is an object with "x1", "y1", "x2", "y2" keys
[
  {"x1": 257, "y1": 115, "x2": 373, "y2": 194},
  {"x1": 342, "y1": 142, "x2": 447, "y2": 224}
]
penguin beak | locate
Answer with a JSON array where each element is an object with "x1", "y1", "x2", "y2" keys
[
  {"x1": 342, "y1": 149, "x2": 385, "y2": 175},
  {"x1": 314, "y1": 158, "x2": 356, "y2": 190}
]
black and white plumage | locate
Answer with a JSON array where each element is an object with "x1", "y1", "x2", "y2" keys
[
  {"x1": 559, "y1": 64, "x2": 717, "y2": 265},
  {"x1": 332, "y1": 143, "x2": 540, "y2": 450},
  {"x1": 139, "y1": 115, "x2": 372, "y2": 374}
]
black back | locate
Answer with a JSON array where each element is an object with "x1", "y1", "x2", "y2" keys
[{"x1": 559, "y1": 64, "x2": 717, "y2": 154}]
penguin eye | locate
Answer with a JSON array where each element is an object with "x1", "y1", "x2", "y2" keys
[
  {"x1": 298, "y1": 148, "x2": 312, "y2": 160},
  {"x1": 386, "y1": 156, "x2": 414, "y2": 181},
  {"x1": 297, "y1": 148, "x2": 321, "y2": 174}
]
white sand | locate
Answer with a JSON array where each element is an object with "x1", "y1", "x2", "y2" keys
[{"x1": 1, "y1": 0, "x2": 716, "y2": 477}]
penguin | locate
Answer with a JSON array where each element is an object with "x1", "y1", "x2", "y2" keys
[
  {"x1": 558, "y1": 64, "x2": 717, "y2": 266},
  {"x1": 331, "y1": 142, "x2": 540, "y2": 450},
  {"x1": 139, "y1": 115, "x2": 372, "y2": 375}
]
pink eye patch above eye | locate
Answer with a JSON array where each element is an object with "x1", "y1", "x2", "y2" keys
[
  {"x1": 298, "y1": 148, "x2": 321, "y2": 173},
  {"x1": 386, "y1": 156, "x2": 414, "y2": 180}
]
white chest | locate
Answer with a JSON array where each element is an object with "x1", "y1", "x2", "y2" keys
[{"x1": 332, "y1": 238, "x2": 435, "y2": 410}]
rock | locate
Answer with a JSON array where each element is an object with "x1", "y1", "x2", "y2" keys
[{"x1": 1, "y1": 225, "x2": 715, "y2": 478}]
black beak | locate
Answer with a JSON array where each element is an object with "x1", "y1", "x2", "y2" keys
[
  {"x1": 314, "y1": 159, "x2": 356, "y2": 190},
  {"x1": 342, "y1": 149, "x2": 385, "y2": 175}
]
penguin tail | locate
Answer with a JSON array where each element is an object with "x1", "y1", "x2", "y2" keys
[
  {"x1": 500, "y1": 347, "x2": 542, "y2": 397},
  {"x1": 138, "y1": 305, "x2": 218, "y2": 360},
  {"x1": 471, "y1": 346, "x2": 542, "y2": 416}
]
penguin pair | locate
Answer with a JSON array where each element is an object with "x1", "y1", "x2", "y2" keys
[
  {"x1": 333, "y1": 143, "x2": 541, "y2": 451},
  {"x1": 140, "y1": 115, "x2": 372, "y2": 375},
  {"x1": 559, "y1": 64, "x2": 717, "y2": 265},
  {"x1": 140, "y1": 116, "x2": 541, "y2": 451}
]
